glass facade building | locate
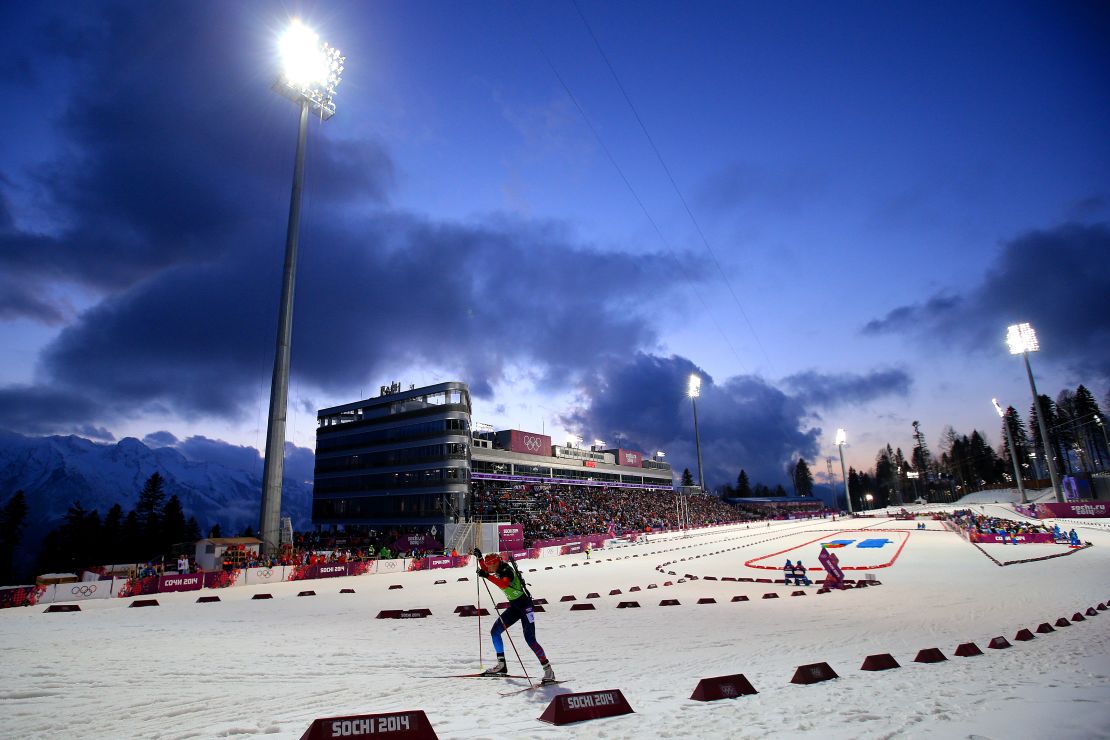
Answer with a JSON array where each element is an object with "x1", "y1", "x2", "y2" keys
[{"x1": 313, "y1": 382, "x2": 471, "y2": 528}]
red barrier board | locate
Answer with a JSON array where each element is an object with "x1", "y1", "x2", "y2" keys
[
  {"x1": 790, "y1": 662, "x2": 838, "y2": 685},
  {"x1": 300, "y1": 710, "x2": 438, "y2": 739},
  {"x1": 690, "y1": 674, "x2": 758, "y2": 701},
  {"x1": 538, "y1": 689, "x2": 634, "y2": 725}
]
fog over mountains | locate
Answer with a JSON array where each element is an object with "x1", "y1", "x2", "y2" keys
[{"x1": 0, "y1": 431, "x2": 313, "y2": 558}]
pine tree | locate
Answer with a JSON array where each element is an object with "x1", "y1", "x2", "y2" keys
[
  {"x1": 772, "y1": 484, "x2": 788, "y2": 497},
  {"x1": 1073, "y1": 384, "x2": 1105, "y2": 469},
  {"x1": 1002, "y1": 406, "x2": 1032, "y2": 481},
  {"x1": 136, "y1": 472, "x2": 167, "y2": 558},
  {"x1": 847, "y1": 467, "x2": 861, "y2": 511},
  {"x1": 681, "y1": 468, "x2": 694, "y2": 487},
  {"x1": 0, "y1": 491, "x2": 28, "y2": 585},
  {"x1": 185, "y1": 517, "x2": 202, "y2": 543},
  {"x1": 793, "y1": 459, "x2": 814, "y2": 497},
  {"x1": 162, "y1": 495, "x2": 187, "y2": 551},
  {"x1": 120, "y1": 510, "x2": 142, "y2": 564},
  {"x1": 209, "y1": 523, "x2": 222, "y2": 539},
  {"x1": 736, "y1": 469, "x2": 753, "y2": 497},
  {"x1": 102, "y1": 504, "x2": 124, "y2": 565}
]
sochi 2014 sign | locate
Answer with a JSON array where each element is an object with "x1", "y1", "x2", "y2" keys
[{"x1": 300, "y1": 710, "x2": 437, "y2": 739}]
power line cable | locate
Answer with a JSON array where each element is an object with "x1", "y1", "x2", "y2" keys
[
  {"x1": 570, "y1": 0, "x2": 775, "y2": 374},
  {"x1": 508, "y1": 4, "x2": 747, "y2": 375}
]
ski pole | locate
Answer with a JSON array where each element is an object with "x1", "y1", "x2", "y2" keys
[
  {"x1": 476, "y1": 558, "x2": 483, "y2": 669},
  {"x1": 481, "y1": 577, "x2": 533, "y2": 686}
]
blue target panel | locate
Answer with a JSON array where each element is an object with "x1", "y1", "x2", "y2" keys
[{"x1": 856, "y1": 538, "x2": 892, "y2": 549}]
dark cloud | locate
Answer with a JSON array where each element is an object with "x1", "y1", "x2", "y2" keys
[
  {"x1": 175, "y1": 435, "x2": 262, "y2": 474},
  {"x1": 142, "y1": 431, "x2": 178, "y2": 447},
  {"x1": 0, "y1": 386, "x2": 107, "y2": 435},
  {"x1": 563, "y1": 353, "x2": 818, "y2": 488},
  {"x1": 0, "y1": 2, "x2": 394, "y2": 307},
  {"x1": 31, "y1": 212, "x2": 682, "y2": 425},
  {"x1": 782, "y1": 368, "x2": 912, "y2": 408},
  {"x1": 862, "y1": 222, "x2": 1110, "y2": 383}
]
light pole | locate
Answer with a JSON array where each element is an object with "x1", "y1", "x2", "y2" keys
[
  {"x1": 1006, "y1": 323, "x2": 1063, "y2": 503},
  {"x1": 688, "y1": 374, "x2": 705, "y2": 492},
  {"x1": 1095, "y1": 416, "x2": 1110, "y2": 472},
  {"x1": 836, "y1": 428, "x2": 853, "y2": 513},
  {"x1": 259, "y1": 20, "x2": 345, "y2": 554},
  {"x1": 992, "y1": 398, "x2": 1027, "y2": 504}
]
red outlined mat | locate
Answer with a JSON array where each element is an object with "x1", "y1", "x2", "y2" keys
[{"x1": 744, "y1": 529, "x2": 910, "y2": 571}]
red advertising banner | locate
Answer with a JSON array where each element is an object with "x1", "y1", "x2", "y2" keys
[
  {"x1": 498, "y1": 524, "x2": 524, "y2": 551},
  {"x1": 1032, "y1": 501, "x2": 1109, "y2": 518},
  {"x1": 969, "y1": 532, "x2": 1057, "y2": 544},
  {"x1": 617, "y1": 449, "x2": 643, "y2": 468},
  {"x1": 408, "y1": 556, "x2": 459, "y2": 571},
  {"x1": 289, "y1": 563, "x2": 350, "y2": 581},
  {"x1": 506, "y1": 430, "x2": 552, "y2": 457},
  {"x1": 158, "y1": 574, "x2": 203, "y2": 592}
]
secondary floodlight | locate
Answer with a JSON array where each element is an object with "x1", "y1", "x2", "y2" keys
[
  {"x1": 593, "y1": 439, "x2": 605, "y2": 448},
  {"x1": 1005, "y1": 322, "x2": 1062, "y2": 502},
  {"x1": 993, "y1": 398, "x2": 1027, "y2": 504},
  {"x1": 687, "y1": 374, "x2": 705, "y2": 491},
  {"x1": 835, "y1": 428, "x2": 852, "y2": 513},
  {"x1": 656, "y1": 450, "x2": 666, "y2": 458},
  {"x1": 274, "y1": 19, "x2": 345, "y2": 120},
  {"x1": 1006, "y1": 322, "x2": 1039, "y2": 355}
]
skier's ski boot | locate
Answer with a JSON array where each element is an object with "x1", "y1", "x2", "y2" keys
[
  {"x1": 482, "y1": 656, "x2": 508, "y2": 676},
  {"x1": 540, "y1": 661, "x2": 556, "y2": 684}
]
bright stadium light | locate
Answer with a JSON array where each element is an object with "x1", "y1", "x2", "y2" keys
[
  {"x1": 835, "y1": 428, "x2": 852, "y2": 514},
  {"x1": 656, "y1": 450, "x2": 666, "y2": 459},
  {"x1": 275, "y1": 19, "x2": 345, "y2": 119},
  {"x1": 1005, "y1": 322, "x2": 1062, "y2": 502},
  {"x1": 594, "y1": 439, "x2": 605, "y2": 448},
  {"x1": 1006, "y1": 322, "x2": 1039, "y2": 355},
  {"x1": 259, "y1": 19, "x2": 346, "y2": 555},
  {"x1": 688, "y1": 374, "x2": 704, "y2": 491}
]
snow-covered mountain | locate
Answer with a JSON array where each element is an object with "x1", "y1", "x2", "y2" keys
[{"x1": 0, "y1": 430, "x2": 313, "y2": 548}]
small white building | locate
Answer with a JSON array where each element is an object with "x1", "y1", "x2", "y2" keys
[{"x1": 194, "y1": 537, "x2": 263, "y2": 571}]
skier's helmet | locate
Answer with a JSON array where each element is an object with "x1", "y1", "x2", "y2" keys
[{"x1": 482, "y1": 552, "x2": 502, "y2": 571}]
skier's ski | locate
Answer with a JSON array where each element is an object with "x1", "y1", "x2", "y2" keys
[
  {"x1": 498, "y1": 680, "x2": 569, "y2": 697},
  {"x1": 416, "y1": 673, "x2": 532, "y2": 679}
]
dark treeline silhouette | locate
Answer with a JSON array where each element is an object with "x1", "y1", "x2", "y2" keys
[{"x1": 30, "y1": 472, "x2": 202, "y2": 580}]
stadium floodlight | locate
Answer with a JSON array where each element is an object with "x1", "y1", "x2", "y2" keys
[
  {"x1": 688, "y1": 374, "x2": 704, "y2": 491},
  {"x1": 993, "y1": 397, "x2": 1027, "y2": 504},
  {"x1": 835, "y1": 428, "x2": 852, "y2": 513},
  {"x1": 864, "y1": 493, "x2": 873, "y2": 510},
  {"x1": 259, "y1": 19, "x2": 346, "y2": 556},
  {"x1": 656, "y1": 450, "x2": 666, "y2": 459},
  {"x1": 593, "y1": 439, "x2": 605, "y2": 448},
  {"x1": 1005, "y1": 323, "x2": 1062, "y2": 502},
  {"x1": 1006, "y1": 322, "x2": 1039, "y2": 355},
  {"x1": 274, "y1": 19, "x2": 345, "y2": 120}
]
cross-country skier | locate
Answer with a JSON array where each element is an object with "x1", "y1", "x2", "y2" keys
[{"x1": 473, "y1": 548, "x2": 556, "y2": 683}]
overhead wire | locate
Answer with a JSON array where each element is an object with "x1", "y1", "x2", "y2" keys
[
  {"x1": 508, "y1": 3, "x2": 748, "y2": 376},
  {"x1": 569, "y1": 0, "x2": 775, "y2": 375}
]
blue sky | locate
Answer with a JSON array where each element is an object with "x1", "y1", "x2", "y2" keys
[{"x1": 0, "y1": 1, "x2": 1107, "y2": 488}]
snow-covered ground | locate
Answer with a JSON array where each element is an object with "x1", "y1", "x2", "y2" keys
[{"x1": 2, "y1": 505, "x2": 1108, "y2": 739}]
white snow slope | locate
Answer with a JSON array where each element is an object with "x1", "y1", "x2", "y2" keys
[{"x1": 2, "y1": 506, "x2": 1108, "y2": 739}]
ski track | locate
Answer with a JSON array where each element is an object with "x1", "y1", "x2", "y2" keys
[{"x1": 2, "y1": 507, "x2": 1109, "y2": 738}]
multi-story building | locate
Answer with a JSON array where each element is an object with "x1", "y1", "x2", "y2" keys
[
  {"x1": 313, "y1": 381, "x2": 472, "y2": 528},
  {"x1": 312, "y1": 381, "x2": 673, "y2": 534}
]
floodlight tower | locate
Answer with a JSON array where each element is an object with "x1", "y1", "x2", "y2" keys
[
  {"x1": 1006, "y1": 323, "x2": 1063, "y2": 503},
  {"x1": 836, "y1": 428, "x2": 853, "y2": 513},
  {"x1": 259, "y1": 20, "x2": 345, "y2": 555},
  {"x1": 992, "y1": 398, "x2": 1027, "y2": 504},
  {"x1": 688, "y1": 374, "x2": 705, "y2": 492}
]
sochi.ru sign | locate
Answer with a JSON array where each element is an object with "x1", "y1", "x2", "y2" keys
[{"x1": 617, "y1": 449, "x2": 643, "y2": 468}]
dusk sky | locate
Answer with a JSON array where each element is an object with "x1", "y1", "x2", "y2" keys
[{"x1": 1, "y1": 1, "x2": 1107, "y2": 489}]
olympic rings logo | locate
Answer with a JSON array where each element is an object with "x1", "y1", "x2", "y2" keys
[
  {"x1": 257, "y1": 568, "x2": 272, "y2": 578},
  {"x1": 71, "y1": 585, "x2": 98, "y2": 597},
  {"x1": 524, "y1": 437, "x2": 541, "y2": 452}
]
